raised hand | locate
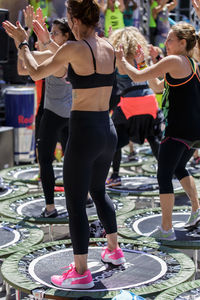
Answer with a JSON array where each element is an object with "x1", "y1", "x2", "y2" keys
[
  {"x1": 33, "y1": 20, "x2": 50, "y2": 44},
  {"x1": 134, "y1": 44, "x2": 145, "y2": 64},
  {"x1": 35, "y1": 7, "x2": 47, "y2": 26},
  {"x1": 192, "y1": 0, "x2": 200, "y2": 19},
  {"x1": 23, "y1": 5, "x2": 35, "y2": 29},
  {"x1": 115, "y1": 44, "x2": 125, "y2": 61},
  {"x1": 3, "y1": 21, "x2": 28, "y2": 43}
]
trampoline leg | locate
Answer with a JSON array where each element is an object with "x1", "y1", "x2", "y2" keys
[
  {"x1": 49, "y1": 224, "x2": 54, "y2": 241},
  {"x1": 151, "y1": 197, "x2": 155, "y2": 208},
  {"x1": 15, "y1": 289, "x2": 21, "y2": 300},
  {"x1": 5, "y1": 282, "x2": 10, "y2": 299},
  {"x1": 0, "y1": 280, "x2": 6, "y2": 292},
  {"x1": 193, "y1": 249, "x2": 198, "y2": 273}
]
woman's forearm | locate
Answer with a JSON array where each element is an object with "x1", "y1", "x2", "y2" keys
[{"x1": 21, "y1": 45, "x2": 39, "y2": 79}]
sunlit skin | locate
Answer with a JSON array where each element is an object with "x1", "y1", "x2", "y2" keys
[
  {"x1": 165, "y1": 30, "x2": 187, "y2": 56},
  {"x1": 115, "y1": 22, "x2": 200, "y2": 233},
  {"x1": 192, "y1": 0, "x2": 200, "y2": 19},
  {"x1": 50, "y1": 24, "x2": 69, "y2": 46},
  {"x1": 2, "y1": 3, "x2": 121, "y2": 275}
]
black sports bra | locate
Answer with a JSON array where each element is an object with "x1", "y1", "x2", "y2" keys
[{"x1": 67, "y1": 39, "x2": 116, "y2": 89}]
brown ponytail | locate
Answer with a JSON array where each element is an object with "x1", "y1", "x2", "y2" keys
[{"x1": 67, "y1": 0, "x2": 100, "y2": 27}]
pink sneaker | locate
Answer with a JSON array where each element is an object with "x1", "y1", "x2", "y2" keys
[
  {"x1": 51, "y1": 264, "x2": 94, "y2": 289},
  {"x1": 101, "y1": 247, "x2": 126, "y2": 265}
]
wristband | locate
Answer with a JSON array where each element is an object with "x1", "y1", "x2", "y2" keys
[
  {"x1": 156, "y1": 54, "x2": 162, "y2": 61},
  {"x1": 137, "y1": 60, "x2": 145, "y2": 66},
  {"x1": 139, "y1": 64, "x2": 148, "y2": 70},
  {"x1": 18, "y1": 41, "x2": 29, "y2": 49},
  {"x1": 137, "y1": 60, "x2": 147, "y2": 70}
]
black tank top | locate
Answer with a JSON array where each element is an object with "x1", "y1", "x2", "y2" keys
[
  {"x1": 67, "y1": 39, "x2": 116, "y2": 89},
  {"x1": 162, "y1": 56, "x2": 200, "y2": 141}
]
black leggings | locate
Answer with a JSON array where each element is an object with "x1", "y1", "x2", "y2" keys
[
  {"x1": 112, "y1": 128, "x2": 160, "y2": 175},
  {"x1": 157, "y1": 138, "x2": 195, "y2": 194},
  {"x1": 64, "y1": 111, "x2": 117, "y2": 254},
  {"x1": 38, "y1": 109, "x2": 69, "y2": 204}
]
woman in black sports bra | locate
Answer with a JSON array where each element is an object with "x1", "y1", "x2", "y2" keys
[
  {"x1": 116, "y1": 21, "x2": 200, "y2": 241},
  {"x1": 3, "y1": 0, "x2": 126, "y2": 289}
]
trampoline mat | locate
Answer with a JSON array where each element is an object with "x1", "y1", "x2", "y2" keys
[
  {"x1": 16, "y1": 196, "x2": 68, "y2": 218},
  {"x1": 0, "y1": 226, "x2": 20, "y2": 249},
  {"x1": 132, "y1": 212, "x2": 200, "y2": 241},
  {"x1": 0, "y1": 185, "x2": 11, "y2": 197},
  {"x1": 174, "y1": 288, "x2": 200, "y2": 299},
  {"x1": 107, "y1": 176, "x2": 182, "y2": 193},
  {"x1": 28, "y1": 247, "x2": 167, "y2": 291},
  {"x1": 13, "y1": 167, "x2": 63, "y2": 182},
  {"x1": 9, "y1": 194, "x2": 125, "y2": 219}
]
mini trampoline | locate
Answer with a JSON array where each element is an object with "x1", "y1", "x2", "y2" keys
[
  {"x1": 0, "y1": 217, "x2": 44, "y2": 258},
  {"x1": 1, "y1": 238, "x2": 195, "y2": 299},
  {"x1": 155, "y1": 280, "x2": 200, "y2": 300},
  {"x1": 117, "y1": 206, "x2": 200, "y2": 249},
  {"x1": 0, "y1": 192, "x2": 135, "y2": 224},
  {"x1": 0, "y1": 180, "x2": 29, "y2": 202},
  {"x1": 106, "y1": 175, "x2": 183, "y2": 197},
  {"x1": 0, "y1": 163, "x2": 63, "y2": 185}
]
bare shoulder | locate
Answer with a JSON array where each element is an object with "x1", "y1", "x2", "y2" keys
[
  {"x1": 158, "y1": 55, "x2": 183, "y2": 66},
  {"x1": 98, "y1": 37, "x2": 115, "y2": 57},
  {"x1": 57, "y1": 40, "x2": 82, "y2": 61}
]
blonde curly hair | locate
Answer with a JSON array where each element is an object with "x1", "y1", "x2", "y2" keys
[{"x1": 108, "y1": 26, "x2": 149, "y2": 60}]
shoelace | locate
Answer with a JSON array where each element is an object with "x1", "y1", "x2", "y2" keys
[{"x1": 60, "y1": 264, "x2": 74, "y2": 279}]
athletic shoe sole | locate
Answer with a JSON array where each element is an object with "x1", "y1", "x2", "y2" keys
[
  {"x1": 106, "y1": 182, "x2": 121, "y2": 187},
  {"x1": 184, "y1": 217, "x2": 200, "y2": 228},
  {"x1": 51, "y1": 281, "x2": 95, "y2": 289},
  {"x1": 101, "y1": 257, "x2": 126, "y2": 265}
]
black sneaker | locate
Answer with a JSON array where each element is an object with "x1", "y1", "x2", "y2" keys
[
  {"x1": 40, "y1": 208, "x2": 58, "y2": 218},
  {"x1": 128, "y1": 151, "x2": 139, "y2": 162},
  {"x1": 86, "y1": 197, "x2": 94, "y2": 208}
]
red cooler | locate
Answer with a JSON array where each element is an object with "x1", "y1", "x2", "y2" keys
[{"x1": 5, "y1": 86, "x2": 35, "y2": 164}]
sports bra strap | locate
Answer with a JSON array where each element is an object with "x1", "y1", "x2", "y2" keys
[
  {"x1": 83, "y1": 39, "x2": 116, "y2": 72},
  {"x1": 83, "y1": 39, "x2": 96, "y2": 72},
  {"x1": 186, "y1": 56, "x2": 196, "y2": 73}
]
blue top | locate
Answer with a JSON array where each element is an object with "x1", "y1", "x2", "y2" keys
[{"x1": 68, "y1": 40, "x2": 116, "y2": 89}]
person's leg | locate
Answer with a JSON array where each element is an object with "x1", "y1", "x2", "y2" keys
[
  {"x1": 174, "y1": 147, "x2": 199, "y2": 212},
  {"x1": 63, "y1": 112, "x2": 113, "y2": 274},
  {"x1": 147, "y1": 135, "x2": 160, "y2": 160},
  {"x1": 63, "y1": 131, "x2": 92, "y2": 274},
  {"x1": 157, "y1": 139, "x2": 190, "y2": 231},
  {"x1": 109, "y1": 148, "x2": 121, "y2": 178},
  {"x1": 180, "y1": 176, "x2": 199, "y2": 212},
  {"x1": 90, "y1": 118, "x2": 125, "y2": 257},
  {"x1": 159, "y1": 194, "x2": 175, "y2": 231},
  {"x1": 173, "y1": 147, "x2": 200, "y2": 227},
  {"x1": 38, "y1": 109, "x2": 68, "y2": 213},
  {"x1": 107, "y1": 123, "x2": 129, "y2": 183}
]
